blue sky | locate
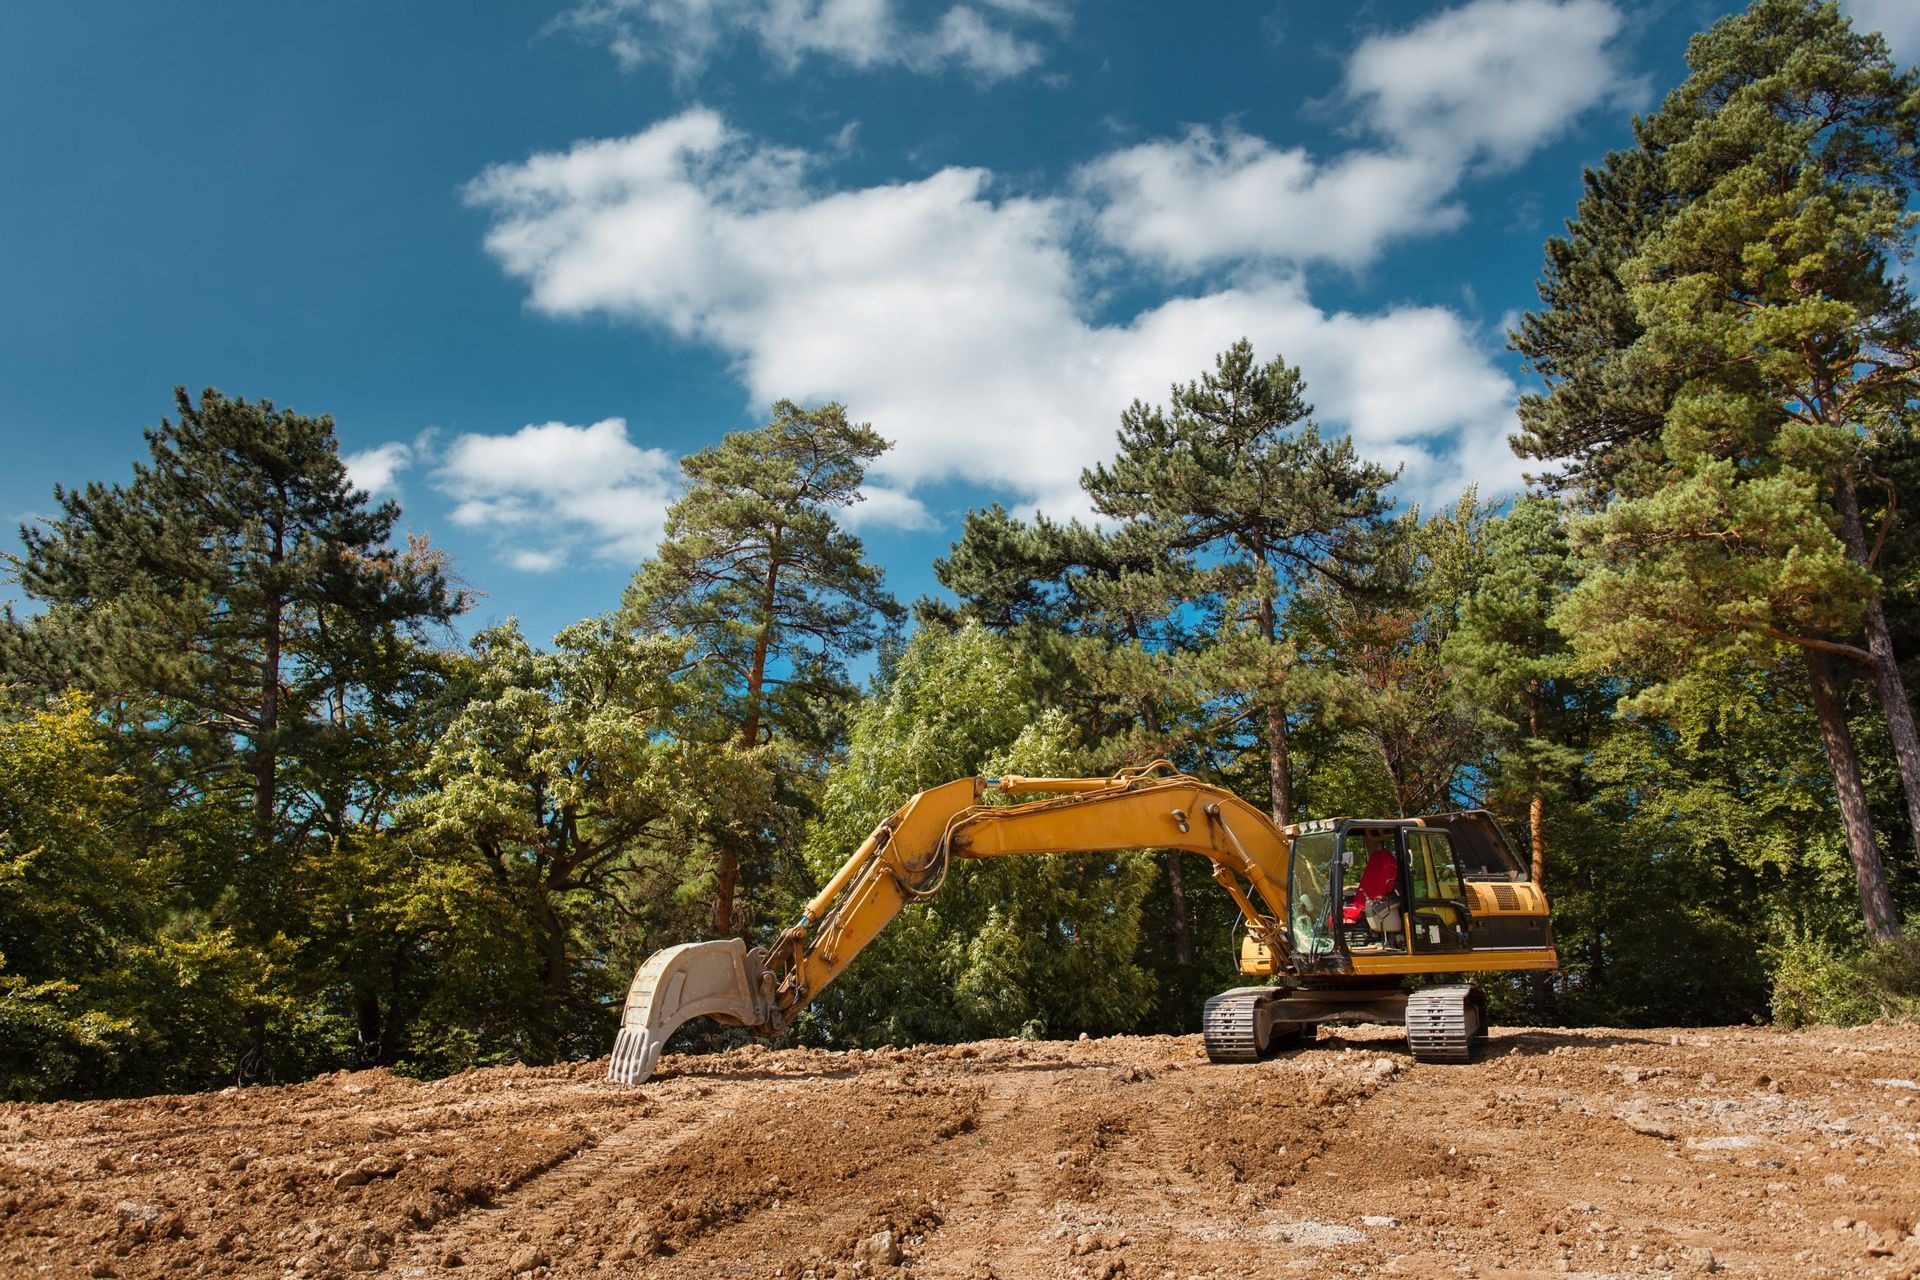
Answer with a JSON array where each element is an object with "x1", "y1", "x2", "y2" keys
[{"x1": 5, "y1": 0, "x2": 1917, "y2": 646}]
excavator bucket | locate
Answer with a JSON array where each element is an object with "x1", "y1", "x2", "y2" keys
[{"x1": 607, "y1": 939, "x2": 773, "y2": 1085}]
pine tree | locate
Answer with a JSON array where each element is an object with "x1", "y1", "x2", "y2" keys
[
  {"x1": 1624, "y1": 0, "x2": 1920, "y2": 884},
  {"x1": 1443, "y1": 497, "x2": 1585, "y2": 883},
  {"x1": 1082, "y1": 339, "x2": 1397, "y2": 826},
  {"x1": 926, "y1": 504, "x2": 1107, "y2": 633},
  {"x1": 1510, "y1": 145, "x2": 1684, "y2": 504},
  {"x1": 4, "y1": 388, "x2": 466, "y2": 936},
  {"x1": 932, "y1": 507, "x2": 1225, "y2": 985},
  {"x1": 1295, "y1": 494, "x2": 1489, "y2": 821},
  {"x1": 1514, "y1": 0, "x2": 1920, "y2": 939},
  {"x1": 622, "y1": 400, "x2": 902, "y2": 934}
]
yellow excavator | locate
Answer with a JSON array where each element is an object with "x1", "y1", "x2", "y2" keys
[{"x1": 608, "y1": 761, "x2": 1555, "y2": 1083}]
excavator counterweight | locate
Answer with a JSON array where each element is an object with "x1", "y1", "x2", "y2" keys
[{"x1": 610, "y1": 763, "x2": 1554, "y2": 1082}]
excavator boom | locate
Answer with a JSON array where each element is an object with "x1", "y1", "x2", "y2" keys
[{"x1": 609, "y1": 762, "x2": 1290, "y2": 1082}]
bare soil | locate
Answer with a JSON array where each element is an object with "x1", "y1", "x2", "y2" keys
[{"x1": 4, "y1": 1023, "x2": 1920, "y2": 1280}]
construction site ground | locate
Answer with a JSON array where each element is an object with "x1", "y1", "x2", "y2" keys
[{"x1": 4, "y1": 1022, "x2": 1920, "y2": 1280}]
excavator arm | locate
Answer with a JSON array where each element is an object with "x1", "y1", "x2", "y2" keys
[{"x1": 608, "y1": 761, "x2": 1297, "y2": 1083}]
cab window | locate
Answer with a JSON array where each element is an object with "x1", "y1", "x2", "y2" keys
[
  {"x1": 1288, "y1": 832, "x2": 1340, "y2": 959},
  {"x1": 1409, "y1": 832, "x2": 1463, "y2": 901},
  {"x1": 1425, "y1": 812, "x2": 1527, "y2": 881}
]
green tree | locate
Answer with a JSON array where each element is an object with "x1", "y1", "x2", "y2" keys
[
  {"x1": 934, "y1": 347, "x2": 1403, "y2": 1021},
  {"x1": 3, "y1": 388, "x2": 466, "y2": 937},
  {"x1": 0, "y1": 695, "x2": 273, "y2": 1098},
  {"x1": 622, "y1": 401, "x2": 902, "y2": 934},
  {"x1": 0, "y1": 695, "x2": 152, "y2": 1095},
  {"x1": 798, "y1": 623, "x2": 1154, "y2": 1045},
  {"x1": 1083, "y1": 340, "x2": 1397, "y2": 826},
  {"x1": 1516, "y1": 1, "x2": 1920, "y2": 939},
  {"x1": 936, "y1": 503, "x2": 1259, "y2": 985},
  {"x1": 1628, "y1": 0, "x2": 1920, "y2": 878},
  {"x1": 1511, "y1": 143, "x2": 1682, "y2": 504},
  {"x1": 1288, "y1": 495, "x2": 1489, "y2": 821},
  {"x1": 1444, "y1": 497, "x2": 1586, "y2": 882},
  {"x1": 926, "y1": 504, "x2": 1103, "y2": 633},
  {"x1": 1560, "y1": 656, "x2": 1847, "y2": 1025},
  {"x1": 409, "y1": 620, "x2": 793, "y2": 1060}
]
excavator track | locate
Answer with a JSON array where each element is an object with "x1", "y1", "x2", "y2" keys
[
  {"x1": 1405, "y1": 985, "x2": 1482, "y2": 1063},
  {"x1": 1201, "y1": 988, "x2": 1268, "y2": 1062},
  {"x1": 1201, "y1": 987, "x2": 1312, "y2": 1062}
]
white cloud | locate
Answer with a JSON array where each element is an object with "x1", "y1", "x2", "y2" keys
[
  {"x1": 1845, "y1": 0, "x2": 1920, "y2": 62},
  {"x1": 844, "y1": 484, "x2": 936, "y2": 531},
  {"x1": 508, "y1": 548, "x2": 568, "y2": 573},
  {"x1": 554, "y1": 0, "x2": 1067, "y2": 84},
  {"x1": 343, "y1": 442, "x2": 412, "y2": 497},
  {"x1": 468, "y1": 111, "x2": 1522, "y2": 524},
  {"x1": 1083, "y1": 0, "x2": 1640, "y2": 274},
  {"x1": 434, "y1": 418, "x2": 680, "y2": 568},
  {"x1": 1082, "y1": 129, "x2": 1463, "y2": 273},
  {"x1": 1346, "y1": 0, "x2": 1642, "y2": 167}
]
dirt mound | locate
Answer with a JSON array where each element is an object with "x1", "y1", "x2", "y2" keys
[{"x1": 4, "y1": 1024, "x2": 1920, "y2": 1278}]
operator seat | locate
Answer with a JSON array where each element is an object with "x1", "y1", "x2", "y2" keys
[{"x1": 1342, "y1": 846, "x2": 1401, "y2": 928}]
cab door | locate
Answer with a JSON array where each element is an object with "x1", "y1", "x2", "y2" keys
[{"x1": 1406, "y1": 830, "x2": 1472, "y2": 953}]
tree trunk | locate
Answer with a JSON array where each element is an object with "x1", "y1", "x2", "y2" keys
[
  {"x1": 251, "y1": 523, "x2": 284, "y2": 979},
  {"x1": 536, "y1": 890, "x2": 572, "y2": 1059},
  {"x1": 1379, "y1": 742, "x2": 1412, "y2": 819},
  {"x1": 1138, "y1": 695, "x2": 1191, "y2": 964},
  {"x1": 355, "y1": 987, "x2": 382, "y2": 1064},
  {"x1": 711, "y1": 854, "x2": 740, "y2": 937},
  {"x1": 1167, "y1": 852, "x2": 1192, "y2": 965},
  {"x1": 1804, "y1": 648, "x2": 1901, "y2": 941},
  {"x1": 1267, "y1": 701, "x2": 1294, "y2": 827},
  {"x1": 739, "y1": 620, "x2": 773, "y2": 750},
  {"x1": 1257, "y1": 591, "x2": 1292, "y2": 826},
  {"x1": 718, "y1": 542, "x2": 782, "y2": 936},
  {"x1": 254, "y1": 566, "x2": 283, "y2": 851},
  {"x1": 253, "y1": 629, "x2": 279, "y2": 844},
  {"x1": 1833, "y1": 469, "x2": 1920, "y2": 866},
  {"x1": 1527, "y1": 680, "x2": 1546, "y2": 886},
  {"x1": 1528, "y1": 793, "x2": 1546, "y2": 885}
]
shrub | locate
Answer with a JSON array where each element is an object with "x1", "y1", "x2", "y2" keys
[{"x1": 1770, "y1": 927, "x2": 1920, "y2": 1028}]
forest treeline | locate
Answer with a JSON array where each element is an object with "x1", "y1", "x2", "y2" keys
[{"x1": 4, "y1": 0, "x2": 1920, "y2": 1100}]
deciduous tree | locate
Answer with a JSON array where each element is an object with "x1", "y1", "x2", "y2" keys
[{"x1": 409, "y1": 620, "x2": 791, "y2": 1059}]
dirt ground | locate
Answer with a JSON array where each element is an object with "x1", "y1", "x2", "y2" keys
[{"x1": 3, "y1": 1023, "x2": 1920, "y2": 1280}]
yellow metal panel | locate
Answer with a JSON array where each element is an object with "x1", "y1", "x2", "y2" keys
[
  {"x1": 1464, "y1": 882, "x2": 1549, "y2": 916},
  {"x1": 1349, "y1": 948, "x2": 1559, "y2": 976},
  {"x1": 1239, "y1": 934, "x2": 1283, "y2": 975}
]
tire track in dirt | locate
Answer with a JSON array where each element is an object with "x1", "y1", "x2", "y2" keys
[
  {"x1": 392, "y1": 1096, "x2": 697, "y2": 1274},
  {"x1": 389, "y1": 1070, "x2": 985, "y2": 1278}
]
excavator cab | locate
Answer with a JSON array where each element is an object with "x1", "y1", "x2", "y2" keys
[{"x1": 1281, "y1": 814, "x2": 1549, "y2": 975}]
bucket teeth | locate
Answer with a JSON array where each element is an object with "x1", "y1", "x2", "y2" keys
[{"x1": 608, "y1": 1026, "x2": 662, "y2": 1086}]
